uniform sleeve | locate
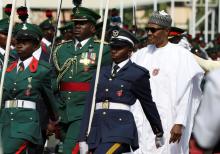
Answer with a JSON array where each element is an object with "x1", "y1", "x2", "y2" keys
[
  {"x1": 101, "y1": 45, "x2": 112, "y2": 66},
  {"x1": 193, "y1": 70, "x2": 220, "y2": 149},
  {"x1": 175, "y1": 48, "x2": 204, "y2": 127},
  {"x1": 40, "y1": 67, "x2": 59, "y2": 121},
  {"x1": 132, "y1": 72, "x2": 163, "y2": 136},
  {"x1": 193, "y1": 54, "x2": 220, "y2": 72},
  {"x1": 78, "y1": 72, "x2": 96, "y2": 141}
]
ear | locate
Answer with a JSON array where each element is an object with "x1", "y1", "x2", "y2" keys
[
  {"x1": 90, "y1": 24, "x2": 96, "y2": 34},
  {"x1": 128, "y1": 48, "x2": 133, "y2": 57}
]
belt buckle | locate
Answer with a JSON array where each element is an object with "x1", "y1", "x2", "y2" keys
[
  {"x1": 9, "y1": 100, "x2": 17, "y2": 108},
  {"x1": 102, "y1": 100, "x2": 109, "y2": 109}
]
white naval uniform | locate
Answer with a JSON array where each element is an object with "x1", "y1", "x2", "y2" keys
[{"x1": 130, "y1": 42, "x2": 204, "y2": 154}]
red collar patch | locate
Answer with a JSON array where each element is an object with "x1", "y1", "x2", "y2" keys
[
  {"x1": 6, "y1": 57, "x2": 39, "y2": 73},
  {"x1": 6, "y1": 61, "x2": 18, "y2": 72},
  {"x1": 29, "y1": 57, "x2": 39, "y2": 73}
]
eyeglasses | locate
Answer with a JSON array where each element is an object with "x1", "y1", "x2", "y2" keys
[{"x1": 145, "y1": 27, "x2": 164, "y2": 33}]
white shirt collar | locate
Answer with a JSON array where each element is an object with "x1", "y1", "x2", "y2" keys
[
  {"x1": 17, "y1": 56, "x2": 33, "y2": 71},
  {"x1": 0, "y1": 47, "x2": 5, "y2": 55},
  {"x1": 32, "y1": 47, "x2": 42, "y2": 60},
  {"x1": 112, "y1": 59, "x2": 129, "y2": 72},
  {"x1": 42, "y1": 38, "x2": 51, "y2": 46},
  {"x1": 75, "y1": 38, "x2": 91, "y2": 49},
  {"x1": 17, "y1": 47, "x2": 41, "y2": 71}
]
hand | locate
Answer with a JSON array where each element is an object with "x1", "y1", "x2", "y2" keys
[
  {"x1": 47, "y1": 122, "x2": 56, "y2": 136},
  {"x1": 46, "y1": 119, "x2": 60, "y2": 137},
  {"x1": 169, "y1": 124, "x2": 183, "y2": 144},
  {"x1": 155, "y1": 136, "x2": 164, "y2": 148},
  {"x1": 79, "y1": 141, "x2": 89, "y2": 154}
]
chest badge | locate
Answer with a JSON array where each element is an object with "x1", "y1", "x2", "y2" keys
[
  {"x1": 116, "y1": 85, "x2": 124, "y2": 97},
  {"x1": 116, "y1": 90, "x2": 123, "y2": 97},
  {"x1": 152, "y1": 68, "x2": 160, "y2": 76}
]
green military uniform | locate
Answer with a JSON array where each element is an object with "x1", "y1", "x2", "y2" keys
[
  {"x1": 53, "y1": 6, "x2": 111, "y2": 154},
  {"x1": 0, "y1": 23, "x2": 58, "y2": 154},
  {"x1": 0, "y1": 18, "x2": 17, "y2": 67},
  {"x1": 39, "y1": 19, "x2": 55, "y2": 47}
]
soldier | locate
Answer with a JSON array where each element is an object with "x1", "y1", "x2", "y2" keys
[
  {"x1": 78, "y1": 26, "x2": 164, "y2": 154},
  {"x1": 0, "y1": 23, "x2": 58, "y2": 154},
  {"x1": 0, "y1": 18, "x2": 17, "y2": 67},
  {"x1": 0, "y1": 18, "x2": 9, "y2": 68},
  {"x1": 53, "y1": 6, "x2": 111, "y2": 154},
  {"x1": 39, "y1": 18, "x2": 55, "y2": 47},
  {"x1": 59, "y1": 21, "x2": 75, "y2": 42}
]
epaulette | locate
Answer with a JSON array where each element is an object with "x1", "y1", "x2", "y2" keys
[
  {"x1": 94, "y1": 40, "x2": 109, "y2": 45},
  {"x1": 38, "y1": 60, "x2": 52, "y2": 69},
  {"x1": 56, "y1": 40, "x2": 73, "y2": 46},
  {"x1": 132, "y1": 63, "x2": 149, "y2": 74}
]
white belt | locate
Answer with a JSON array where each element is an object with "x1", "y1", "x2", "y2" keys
[
  {"x1": 96, "y1": 102, "x2": 130, "y2": 111},
  {"x1": 5, "y1": 100, "x2": 36, "y2": 109}
]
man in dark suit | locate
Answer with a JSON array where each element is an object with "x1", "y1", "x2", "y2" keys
[{"x1": 78, "y1": 26, "x2": 164, "y2": 154}]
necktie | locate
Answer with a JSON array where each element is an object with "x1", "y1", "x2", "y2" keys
[
  {"x1": 18, "y1": 62, "x2": 24, "y2": 72},
  {"x1": 76, "y1": 42, "x2": 82, "y2": 50},
  {"x1": 111, "y1": 64, "x2": 120, "y2": 77}
]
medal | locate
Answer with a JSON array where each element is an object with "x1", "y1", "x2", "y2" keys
[
  {"x1": 80, "y1": 52, "x2": 91, "y2": 72},
  {"x1": 116, "y1": 85, "x2": 124, "y2": 97},
  {"x1": 25, "y1": 77, "x2": 32, "y2": 96}
]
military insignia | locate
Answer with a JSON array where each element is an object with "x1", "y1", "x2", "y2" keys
[
  {"x1": 25, "y1": 77, "x2": 32, "y2": 96},
  {"x1": 76, "y1": 7, "x2": 80, "y2": 14},
  {"x1": 152, "y1": 68, "x2": 160, "y2": 76},
  {"x1": 88, "y1": 52, "x2": 96, "y2": 64},
  {"x1": 80, "y1": 53, "x2": 91, "y2": 65},
  {"x1": 22, "y1": 23, "x2": 28, "y2": 30},
  {"x1": 112, "y1": 30, "x2": 119, "y2": 37},
  {"x1": 116, "y1": 90, "x2": 123, "y2": 97},
  {"x1": 80, "y1": 52, "x2": 96, "y2": 71},
  {"x1": 116, "y1": 84, "x2": 124, "y2": 97}
]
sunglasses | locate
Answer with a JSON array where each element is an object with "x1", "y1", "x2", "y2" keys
[{"x1": 145, "y1": 27, "x2": 164, "y2": 33}]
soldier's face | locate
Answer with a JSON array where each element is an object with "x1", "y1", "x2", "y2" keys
[
  {"x1": 0, "y1": 33, "x2": 7, "y2": 49},
  {"x1": 73, "y1": 21, "x2": 95, "y2": 41},
  {"x1": 110, "y1": 45, "x2": 132, "y2": 64},
  {"x1": 42, "y1": 28, "x2": 54, "y2": 42},
  {"x1": 15, "y1": 39, "x2": 38, "y2": 60}
]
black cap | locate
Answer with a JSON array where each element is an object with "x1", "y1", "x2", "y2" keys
[
  {"x1": 109, "y1": 26, "x2": 139, "y2": 48},
  {"x1": 15, "y1": 23, "x2": 43, "y2": 42}
]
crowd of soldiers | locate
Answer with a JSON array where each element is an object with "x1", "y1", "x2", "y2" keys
[{"x1": 0, "y1": 2, "x2": 220, "y2": 154}]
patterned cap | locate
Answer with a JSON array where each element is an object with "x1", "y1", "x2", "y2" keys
[{"x1": 148, "y1": 10, "x2": 172, "y2": 28}]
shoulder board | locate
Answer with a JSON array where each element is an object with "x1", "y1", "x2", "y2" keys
[
  {"x1": 94, "y1": 40, "x2": 109, "y2": 45},
  {"x1": 38, "y1": 60, "x2": 51, "y2": 69},
  {"x1": 132, "y1": 62, "x2": 149, "y2": 74},
  {"x1": 56, "y1": 40, "x2": 73, "y2": 46}
]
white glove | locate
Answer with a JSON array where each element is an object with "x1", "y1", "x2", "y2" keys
[
  {"x1": 155, "y1": 136, "x2": 164, "y2": 148},
  {"x1": 79, "y1": 141, "x2": 88, "y2": 154}
]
